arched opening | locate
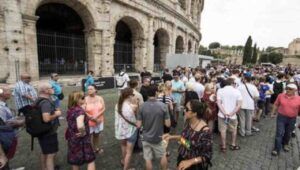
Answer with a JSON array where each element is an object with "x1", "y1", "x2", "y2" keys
[
  {"x1": 114, "y1": 17, "x2": 144, "y2": 73},
  {"x1": 36, "y1": 3, "x2": 87, "y2": 76},
  {"x1": 175, "y1": 36, "x2": 184, "y2": 54},
  {"x1": 188, "y1": 40, "x2": 192, "y2": 53},
  {"x1": 153, "y1": 29, "x2": 169, "y2": 72}
]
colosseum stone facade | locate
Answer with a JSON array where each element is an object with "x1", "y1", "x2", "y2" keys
[{"x1": 0, "y1": 0, "x2": 204, "y2": 83}]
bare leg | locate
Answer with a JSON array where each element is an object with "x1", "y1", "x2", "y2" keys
[
  {"x1": 220, "y1": 131, "x2": 226, "y2": 148},
  {"x1": 145, "y1": 160, "x2": 153, "y2": 170},
  {"x1": 123, "y1": 141, "x2": 134, "y2": 170},
  {"x1": 40, "y1": 154, "x2": 46, "y2": 170},
  {"x1": 45, "y1": 153, "x2": 56, "y2": 170},
  {"x1": 72, "y1": 165, "x2": 80, "y2": 170},
  {"x1": 93, "y1": 133, "x2": 100, "y2": 151},
  {"x1": 87, "y1": 161, "x2": 96, "y2": 170},
  {"x1": 120, "y1": 140, "x2": 127, "y2": 165},
  {"x1": 208, "y1": 120, "x2": 214, "y2": 132},
  {"x1": 160, "y1": 154, "x2": 168, "y2": 170},
  {"x1": 231, "y1": 130, "x2": 237, "y2": 146}
]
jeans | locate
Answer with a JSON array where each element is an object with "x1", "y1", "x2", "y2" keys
[
  {"x1": 274, "y1": 114, "x2": 296, "y2": 152},
  {"x1": 238, "y1": 109, "x2": 253, "y2": 136}
]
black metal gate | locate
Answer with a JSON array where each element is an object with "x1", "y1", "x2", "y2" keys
[
  {"x1": 114, "y1": 41, "x2": 135, "y2": 72},
  {"x1": 37, "y1": 30, "x2": 86, "y2": 76}
]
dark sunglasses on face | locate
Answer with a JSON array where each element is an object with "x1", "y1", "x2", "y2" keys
[
  {"x1": 184, "y1": 107, "x2": 192, "y2": 112},
  {"x1": 286, "y1": 87, "x2": 294, "y2": 91},
  {"x1": 81, "y1": 96, "x2": 85, "y2": 100}
]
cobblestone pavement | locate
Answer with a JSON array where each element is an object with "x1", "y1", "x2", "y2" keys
[{"x1": 8, "y1": 88, "x2": 300, "y2": 170}]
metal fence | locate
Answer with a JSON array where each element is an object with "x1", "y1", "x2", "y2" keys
[
  {"x1": 114, "y1": 41, "x2": 136, "y2": 72},
  {"x1": 37, "y1": 30, "x2": 86, "y2": 76}
]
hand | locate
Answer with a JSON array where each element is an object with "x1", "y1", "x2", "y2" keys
[
  {"x1": 0, "y1": 154, "x2": 8, "y2": 169},
  {"x1": 178, "y1": 160, "x2": 193, "y2": 170},
  {"x1": 55, "y1": 110, "x2": 62, "y2": 117},
  {"x1": 271, "y1": 113, "x2": 276, "y2": 118},
  {"x1": 162, "y1": 134, "x2": 170, "y2": 141}
]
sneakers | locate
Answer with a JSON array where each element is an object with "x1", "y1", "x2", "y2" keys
[
  {"x1": 291, "y1": 131, "x2": 296, "y2": 138},
  {"x1": 283, "y1": 145, "x2": 290, "y2": 152},
  {"x1": 271, "y1": 150, "x2": 278, "y2": 156},
  {"x1": 251, "y1": 127, "x2": 260, "y2": 132}
]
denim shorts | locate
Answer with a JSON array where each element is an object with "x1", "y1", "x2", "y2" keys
[{"x1": 127, "y1": 129, "x2": 138, "y2": 144}]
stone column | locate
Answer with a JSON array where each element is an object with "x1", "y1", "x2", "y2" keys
[
  {"x1": 186, "y1": 0, "x2": 192, "y2": 19},
  {"x1": 134, "y1": 37, "x2": 146, "y2": 73},
  {"x1": 22, "y1": 14, "x2": 39, "y2": 81},
  {"x1": 146, "y1": 16, "x2": 154, "y2": 72},
  {"x1": 4, "y1": 0, "x2": 24, "y2": 83},
  {"x1": 172, "y1": 24, "x2": 177, "y2": 53},
  {"x1": 0, "y1": 11, "x2": 10, "y2": 83},
  {"x1": 85, "y1": 29, "x2": 102, "y2": 76},
  {"x1": 101, "y1": 29, "x2": 114, "y2": 76}
]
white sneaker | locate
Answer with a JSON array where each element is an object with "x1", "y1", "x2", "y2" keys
[{"x1": 11, "y1": 167, "x2": 25, "y2": 170}]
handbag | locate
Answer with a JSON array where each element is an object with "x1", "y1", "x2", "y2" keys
[{"x1": 57, "y1": 92, "x2": 64, "y2": 100}]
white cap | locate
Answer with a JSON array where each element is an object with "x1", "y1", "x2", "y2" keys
[{"x1": 287, "y1": 83, "x2": 298, "y2": 90}]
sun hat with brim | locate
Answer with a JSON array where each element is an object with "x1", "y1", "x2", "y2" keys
[{"x1": 286, "y1": 83, "x2": 298, "y2": 90}]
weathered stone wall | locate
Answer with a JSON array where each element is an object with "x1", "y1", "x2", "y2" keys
[{"x1": 0, "y1": 0, "x2": 204, "y2": 83}]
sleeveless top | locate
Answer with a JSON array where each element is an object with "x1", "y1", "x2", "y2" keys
[{"x1": 85, "y1": 96, "x2": 105, "y2": 127}]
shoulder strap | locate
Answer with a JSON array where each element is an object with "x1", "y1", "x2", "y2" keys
[
  {"x1": 200, "y1": 125, "x2": 209, "y2": 132},
  {"x1": 162, "y1": 95, "x2": 166, "y2": 103},
  {"x1": 118, "y1": 110, "x2": 136, "y2": 127},
  {"x1": 243, "y1": 82, "x2": 254, "y2": 100}
]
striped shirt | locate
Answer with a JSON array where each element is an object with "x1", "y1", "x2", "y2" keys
[
  {"x1": 0, "y1": 101, "x2": 13, "y2": 122},
  {"x1": 13, "y1": 81, "x2": 37, "y2": 110}
]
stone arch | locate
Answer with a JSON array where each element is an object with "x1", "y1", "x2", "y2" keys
[
  {"x1": 175, "y1": 36, "x2": 184, "y2": 54},
  {"x1": 153, "y1": 28, "x2": 170, "y2": 72},
  {"x1": 113, "y1": 16, "x2": 145, "y2": 73},
  {"x1": 179, "y1": 0, "x2": 187, "y2": 10},
  {"x1": 35, "y1": 2, "x2": 96, "y2": 76}
]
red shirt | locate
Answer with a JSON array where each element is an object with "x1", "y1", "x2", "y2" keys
[{"x1": 275, "y1": 93, "x2": 300, "y2": 118}]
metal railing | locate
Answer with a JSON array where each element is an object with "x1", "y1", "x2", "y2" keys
[{"x1": 114, "y1": 64, "x2": 136, "y2": 73}]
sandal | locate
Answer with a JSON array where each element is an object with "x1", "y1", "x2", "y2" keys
[
  {"x1": 229, "y1": 145, "x2": 241, "y2": 150},
  {"x1": 220, "y1": 145, "x2": 226, "y2": 153}
]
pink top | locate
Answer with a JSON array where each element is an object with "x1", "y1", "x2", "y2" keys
[
  {"x1": 275, "y1": 93, "x2": 300, "y2": 118},
  {"x1": 85, "y1": 96, "x2": 105, "y2": 127}
]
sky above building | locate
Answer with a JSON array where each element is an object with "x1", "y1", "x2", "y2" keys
[{"x1": 201, "y1": 0, "x2": 300, "y2": 49}]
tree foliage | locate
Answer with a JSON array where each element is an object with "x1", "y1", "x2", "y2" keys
[
  {"x1": 259, "y1": 52, "x2": 283, "y2": 64},
  {"x1": 251, "y1": 43, "x2": 258, "y2": 64},
  {"x1": 242, "y1": 36, "x2": 253, "y2": 64},
  {"x1": 208, "y1": 42, "x2": 221, "y2": 49}
]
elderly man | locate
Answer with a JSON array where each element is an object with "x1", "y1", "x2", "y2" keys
[
  {"x1": 36, "y1": 82, "x2": 62, "y2": 170},
  {"x1": 0, "y1": 86, "x2": 25, "y2": 169},
  {"x1": 13, "y1": 73, "x2": 37, "y2": 116},
  {"x1": 271, "y1": 83, "x2": 300, "y2": 156}
]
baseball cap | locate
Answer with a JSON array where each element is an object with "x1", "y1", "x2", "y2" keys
[{"x1": 286, "y1": 83, "x2": 298, "y2": 90}]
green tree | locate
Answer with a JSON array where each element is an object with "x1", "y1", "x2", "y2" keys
[
  {"x1": 251, "y1": 43, "x2": 258, "y2": 64},
  {"x1": 269, "y1": 52, "x2": 283, "y2": 64},
  {"x1": 259, "y1": 53, "x2": 269, "y2": 63},
  {"x1": 208, "y1": 42, "x2": 221, "y2": 49},
  {"x1": 266, "y1": 46, "x2": 275, "y2": 52},
  {"x1": 242, "y1": 36, "x2": 253, "y2": 64}
]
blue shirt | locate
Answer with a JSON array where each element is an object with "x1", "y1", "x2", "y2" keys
[
  {"x1": 171, "y1": 80, "x2": 185, "y2": 104},
  {"x1": 84, "y1": 75, "x2": 94, "y2": 91},
  {"x1": 0, "y1": 101, "x2": 13, "y2": 122}
]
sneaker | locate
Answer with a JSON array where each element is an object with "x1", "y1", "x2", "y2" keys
[
  {"x1": 291, "y1": 131, "x2": 296, "y2": 138},
  {"x1": 251, "y1": 127, "x2": 260, "y2": 132},
  {"x1": 283, "y1": 145, "x2": 290, "y2": 152},
  {"x1": 271, "y1": 150, "x2": 278, "y2": 156},
  {"x1": 11, "y1": 167, "x2": 25, "y2": 170}
]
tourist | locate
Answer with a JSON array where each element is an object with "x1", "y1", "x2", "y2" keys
[
  {"x1": 202, "y1": 83, "x2": 218, "y2": 132},
  {"x1": 217, "y1": 78, "x2": 242, "y2": 152},
  {"x1": 13, "y1": 73, "x2": 38, "y2": 116},
  {"x1": 84, "y1": 85, "x2": 105, "y2": 154},
  {"x1": 36, "y1": 82, "x2": 61, "y2": 170},
  {"x1": 140, "y1": 67, "x2": 152, "y2": 80},
  {"x1": 49, "y1": 73, "x2": 63, "y2": 108},
  {"x1": 237, "y1": 76, "x2": 259, "y2": 137},
  {"x1": 271, "y1": 83, "x2": 300, "y2": 156},
  {"x1": 184, "y1": 82, "x2": 199, "y2": 106},
  {"x1": 137, "y1": 85, "x2": 170, "y2": 170},
  {"x1": 116, "y1": 69, "x2": 130, "y2": 94},
  {"x1": 254, "y1": 77, "x2": 269, "y2": 121},
  {"x1": 265, "y1": 76, "x2": 274, "y2": 116},
  {"x1": 84, "y1": 71, "x2": 95, "y2": 92},
  {"x1": 171, "y1": 71, "x2": 185, "y2": 125},
  {"x1": 128, "y1": 79, "x2": 144, "y2": 106},
  {"x1": 270, "y1": 73, "x2": 285, "y2": 104},
  {"x1": 0, "y1": 86, "x2": 25, "y2": 170},
  {"x1": 163, "y1": 100, "x2": 212, "y2": 170},
  {"x1": 162, "y1": 69, "x2": 173, "y2": 83},
  {"x1": 115, "y1": 88, "x2": 138, "y2": 170},
  {"x1": 193, "y1": 73, "x2": 205, "y2": 100},
  {"x1": 66, "y1": 91, "x2": 96, "y2": 170},
  {"x1": 140, "y1": 77, "x2": 151, "y2": 102}
]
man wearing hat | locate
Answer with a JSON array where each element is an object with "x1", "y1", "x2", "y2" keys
[{"x1": 271, "y1": 83, "x2": 300, "y2": 156}]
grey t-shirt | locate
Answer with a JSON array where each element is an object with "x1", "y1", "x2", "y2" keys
[
  {"x1": 137, "y1": 99, "x2": 170, "y2": 144},
  {"x1": 38, "y1": 98, "x2": 59, "y2": 133}
]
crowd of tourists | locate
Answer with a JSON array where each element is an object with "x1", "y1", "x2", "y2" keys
[{"x1": 0, "y1": 63, "x2": 300, "y2": 170}]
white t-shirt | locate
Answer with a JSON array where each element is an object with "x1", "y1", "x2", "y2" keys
[
  {"x1": 231, "y1": 75, "x2": 242, "y2": 88},
  {"x1": 217, "y1": 86, "x2": 242, "y2": 119},
  {"x1": 117, "y1": 72, "x2": 130, "y2": 90},
  {"x1": 238, "y1": 83, "x2": 259, "y2": 110},
  {"x1": 193, "y1": 82, "x2": 205, "y2": 99}
]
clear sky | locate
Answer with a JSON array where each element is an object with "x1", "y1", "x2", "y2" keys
[{"x1": 201, "y1": 0, "x2": 300, "y2": 49}]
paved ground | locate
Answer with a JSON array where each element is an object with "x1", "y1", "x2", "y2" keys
[{"x1": 7, "y1": 87, "x2": 300, "y2": 170}]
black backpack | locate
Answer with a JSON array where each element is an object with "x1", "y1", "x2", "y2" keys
[
  {"x1": 273, "y1": 81, "x2": 284, "y2": 95},
  {"x1": 23, "y1": 98, "x2": 53, "y2": 150}
]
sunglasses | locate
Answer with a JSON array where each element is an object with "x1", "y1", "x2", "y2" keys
[
  {"x1": 184, "y1": 107, "x2": 192, "y2": 112},
  {"x1": 286, "y1": 87, "x2": 294, "y2": 91},
  {"x1": 81, "y1": 96, "x2": 85, "y2": 100}
]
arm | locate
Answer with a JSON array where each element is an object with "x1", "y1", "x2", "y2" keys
[
  {"x1": 229, "y1": 100, "x2": 242, "y2": 116},
  {"x1": 93, "y1": 97, "x2": 106, "y2": 119},
  {"x1": 76, "y1": 115, "x2": 86, "y2": 136},
  {"x1": 217, "y1": 99, "x2": 228, "y2": 116},
  {"x1": 136, "y1": 120, "x2": 142, "y2": 129},
  {"x1": 42, "y1": 110, "x2": 61, "y2": 123}
]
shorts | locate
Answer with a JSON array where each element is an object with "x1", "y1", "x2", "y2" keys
[
  {"x1": 218, "y1": 117, "x2": 238, "y2": 133},
  {"x1": 257, "y1": 100, "x2": 265, "y2": 109},
  {"x1": 89, "y1": 123, "x2": 104, "y2": 134},
  {"x1": 38, "y1": 133, "x2": 58, "y2": 155},
  {"x1": 142, "y1": 141, "x2": 166, "y2": 160},
  {"x1": 127, "y1": 129, "x2": 138, "y2": 144}
]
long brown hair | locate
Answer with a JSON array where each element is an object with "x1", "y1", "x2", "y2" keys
[
  {"x1": 68, "y1": 91, "x2": 84, "y2": 109},
  {"x1": 117, "y1": 88, "x2": 134, "y2": 115}
]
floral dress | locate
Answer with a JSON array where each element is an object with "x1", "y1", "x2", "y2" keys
[
  {"x1": 177, "y1": 124, "x2": 212, "y2": 170},
  {"x1": 202, "y1": 92, "x2": 217, "y2": 122},
  {"x1": 66, "y1": 106, "x2": 95, "y2": 166}
]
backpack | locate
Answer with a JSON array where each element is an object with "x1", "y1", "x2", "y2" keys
[
  {"x1": 116, "y1": 72, "x2": 126, "y2": 88},
  {"x1": 22, "y1": 98, "x2": 54, "y2": 150}
]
